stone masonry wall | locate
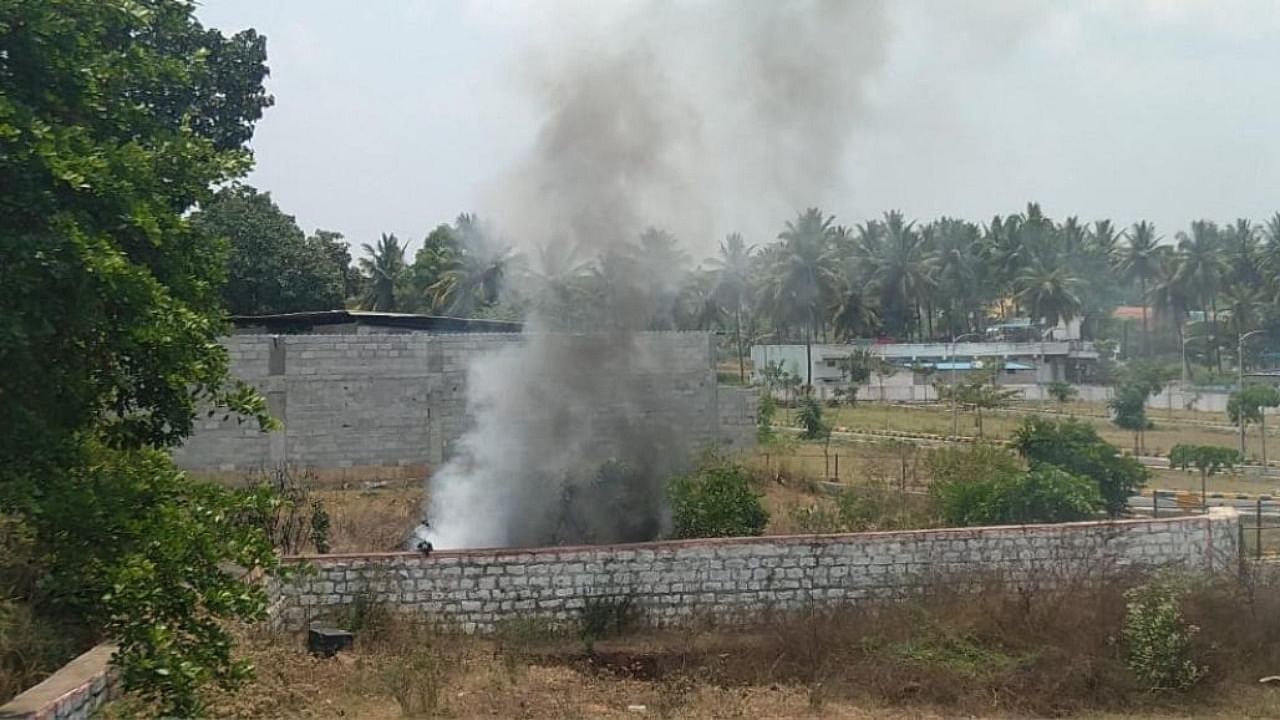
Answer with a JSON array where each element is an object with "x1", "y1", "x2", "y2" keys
[
  {"x1": 174, "y1": 331, "x2": 750, "y2": 476},
  {"x1": 0, "y1": 644, "x2": 116, "y2": 720},
  {"x1": 271, "y1": 508, "x2": 1240, "y2": 632}
]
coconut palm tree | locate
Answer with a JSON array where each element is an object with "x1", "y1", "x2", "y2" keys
[
  {"x1": 1222, "y1": 218, "x2": 1260, "y2": 288},
  {"x1": 829, "y1": 282, "x2": 879, "y2": 341},
  {"x1": 1175, "y1": 220, "x2": 1227, "y2": 369},
  {"x1": 358, "y1": 233, "x2": 408, "y2": 311},
  {"x1": 1015, "y1": 260, "x2": 1083, "y2": 330},
  {"x1": 708, "y1": 233, "x2": 755, "y2": 381},
  {"x1": 1116, "y1": 221, "x2": 1162, "y2": 353},
  {"x1": 868, "y1": 210, "x2": 935, "y2": 340},
  {"x1": 761, "y1": 208, "x2": 841, "y2": 384}
]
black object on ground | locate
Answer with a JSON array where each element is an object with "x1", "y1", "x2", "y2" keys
[{"x1": 308, "y1": 627, "x2": 354, "y2": 657}]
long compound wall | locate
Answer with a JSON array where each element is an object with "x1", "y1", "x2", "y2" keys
[
  {"x1": 173, "y1": 331, "x2": 756, "y2": 477},
  {"x1": 270, "y1": 508, "x2": 1241, "y2": 632}
]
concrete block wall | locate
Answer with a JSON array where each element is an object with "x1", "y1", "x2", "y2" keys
[
  {"x1": 271, "y1": 508, "x2": 1240, "y2": 632},
  {"x1": 174, "y1": 331, "x2": 745, "y2": 475},
  {"x1": 0, "y1": 644, "x2": 117, "y2": 720}
]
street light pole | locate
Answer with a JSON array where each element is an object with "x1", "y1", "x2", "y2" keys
[
  {"x1": 1238, "y1": 330, "x2": 1266, "y2": 458},
  {"x1": 950, "y1": 332, "x2": 981, "y2": 438}
]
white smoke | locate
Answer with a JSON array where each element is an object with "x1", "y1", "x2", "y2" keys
[{"x1": 419, "y1": 0, "x2": 891, "y2": 550}]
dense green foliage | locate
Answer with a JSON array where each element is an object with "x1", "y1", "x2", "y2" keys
[
  {"x1": 190, "y1": 185, "x2": 347, "y2": 315},
  {"x1": 1011, "y1": 417, "x2": 1149, "y2": 517},
  {"x1": 0, "y1": 1, "x2": 282, "y2": 712},
  {"x1": 668, "y1": 461, "x2": 768, "y2": 539},
  {"x1": 932, "y1": 458, "x2": 1102, "y2": 527}
]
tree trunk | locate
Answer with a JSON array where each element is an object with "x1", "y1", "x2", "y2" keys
[
  {"x1": 1140, "y1": 277, "x2": 1148, "y2": 357},
  {"x1": 735, "y1": 305, "x2": 745, "y2": 383},
  {"x1": 1263, "y1": 408, "x2": 1268, "y2": 470},
  {"x1": 1211, "y1": 295, "x2": 1222, "y2": 373}
]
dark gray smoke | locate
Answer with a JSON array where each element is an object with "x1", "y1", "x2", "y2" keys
[{"x1": 421, "y1": 0, "x2": 889, "y2": 550}]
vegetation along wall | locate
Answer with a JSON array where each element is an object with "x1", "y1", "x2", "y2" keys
[
  {"x1": 270, "y1": 508, "x2": 1240, "y2": 632},
  {"x1": 173, "y1": 331, "x2": 756, "y2": 477}
]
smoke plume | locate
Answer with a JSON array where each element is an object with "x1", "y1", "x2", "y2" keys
[{"x1": 420, "y1": 0, "x2": 890, "y2": 550}]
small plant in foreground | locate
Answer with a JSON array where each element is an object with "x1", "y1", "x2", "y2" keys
[
  {"x1": 1123, "y1": 576, "x2": 1205, "y2": 691},
  {"x1": 579, "y1": 596, "x2": 639, "y2": 651}
]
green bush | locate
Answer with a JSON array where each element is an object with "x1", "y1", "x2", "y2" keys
[
  {"x1": 797, "y1": 395, "x2": 829, "y2": 440},
  {"x1": 1011, "y1": 417, "x2": 1148, "y2": 517},
  {"x1": 668, "y1": 461, "x2": 768, "y2": 538},
  {"x1": 1123, "y1": 577, "x2": 1205, "y2": 691},
  {"x1": 929, "y1": 445, "x2": 1102, "y2": 526}
]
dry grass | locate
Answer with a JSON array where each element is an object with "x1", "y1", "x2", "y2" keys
[
  {"x1": 315, "y1": 484, "x2": 423, "y2": 554},
  {"x1": 100, "y1": 568, "x2": 1280, "y2": 719}
]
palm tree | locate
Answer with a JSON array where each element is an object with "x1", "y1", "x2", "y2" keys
[
  {"x1": 829, "y1": 282, "x2": 878, "y2": 341},
  {"x1": 429, "y1": 243, "x2": 513, "y2": 317},
  {"x1": 765, "y1": 208, "x2": 841, "y2": 384},
  {"x1": 1015, "y1": 260, "x2": 1083, "y2": 330},
  {"x1": 868, "y1": 210, "x2": 935, "y2": 339},
  {"x1": 1259, "y1": 213, "x2": 1280, "y2": 301},
  {"x1": 928, "y1": 218, "x2": 982, "y2": 337},
  {"x1": 708, "y1": 233, "x2": 754, "y2": 382},
  {"x1": 1149, "y1": 251, "x2": 1194, "y2": 379},
  {"x1": 1175, "y1": 220, "x2": 1226, "y2": 370},
  {"x1": 1222, "y1": 218, "x2": 1260, "y2": 288},
  {"x1": 1116, "y1": 221, "x2": 1162, "y2": 354},
  {"x1": 358, "y1": 233, "x2": 407, "y2": 311}
]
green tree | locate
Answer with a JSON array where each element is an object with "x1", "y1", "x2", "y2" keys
[
  {"x1": 0, "y1": 0, "x2": 280, "y2": 712},
  {"x1": 359, "y1": 233, "x2": 408, "y2": 311},
  {"x1": 759, "y1": 208, "x2": 840, "y2": 361},
  {"x1": 934, "y1": 373, "x2": 1020, "y2": 438},
  {"x1": 1046, "y1": 380, "x2": 1078, "y2": 409},
  {"x1": 1169, "y1": 444, "x2": 1241, "y2": 509},
  {"x1": 1015, "y1": 259, "x2": 1083, "y2": 329},
  {"x1": 668, "y1": 460, "x2": 768, "y2": 538},
  {"x1": 708, "y1": 233, "x2": 755, "y2": 382},
  {"x1": 928, "y1": 445, "x2": 1101, "y2": 526},
  {"x1": 1109, "y1": 384, "x2": 1151, "y2": 456},
  {"x1": 836, "y1": 349, "x2": 877, "y2": 406},
  {"x1": 428, "y1": 214, "x2": 514, "y2": 317},
  {"x1": 1227, "y1": 384, "x2": 1280, "y2": 465},
  {"x1": 191, "y1": 185, "x2": 345, "y2": 315},
  {"x1": 1011, "y1": 417, "x2": 1148, "y2": 517},
  {"x1": 1116, "y1": 221, "x2": 1162, "y2": 354},
  {"x1": 797, "y1": 395, "x2": 829, "y2": 440}
]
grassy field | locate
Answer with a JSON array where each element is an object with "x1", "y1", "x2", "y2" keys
[{"x1": 809, "y1": 401, "x2": 1278, "y2": 461}]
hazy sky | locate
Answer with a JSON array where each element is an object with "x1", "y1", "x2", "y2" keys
[{"x1": 196, "y1": 0, "x2": 1280, "y2": 258}]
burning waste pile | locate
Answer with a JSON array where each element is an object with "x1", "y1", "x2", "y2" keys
[
  {"x1": 411, "y1": 328, "x2": 683, "y2": 551},
  {"x1": 413, "y1": 0, "x2": 887, "y2": 550}
]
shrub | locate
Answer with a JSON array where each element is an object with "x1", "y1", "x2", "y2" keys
[
  {"x1": 383, "y1": 629, "x2": 446, "y2": 716},
  {"x1": 756, "y1": 391, "x2": 778, "y2": 442},
  {"x1": 235, "y1": 466, "x2": 331, "y2": 554},
  {"x1": 579, "y1": 595, "x2": 640, "y2": 650},
  {"x1": 1011, "y1": 417, "x2": 1148, "y2": 517},
  {"x1": 930, "y1": 444, "x2": 1102, "y2": 526},
  {"x1": 798, "y1": 395, "x2": 829, "y2": 440},
  {"x1": 1123, "y1": 577, "x2": 1205, "y2": 691},
  {"x1": 668, "y1": 461, "x2": 768, "y2": 538}
]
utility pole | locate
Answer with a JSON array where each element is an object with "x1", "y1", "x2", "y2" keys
[{"x1": 1239, "y1": 330, "x2": 1266, "y2": 458}]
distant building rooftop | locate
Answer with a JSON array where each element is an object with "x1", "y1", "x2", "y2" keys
[{"x1": 230, "y1": 309, "x2": 523, "y2": 334}]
